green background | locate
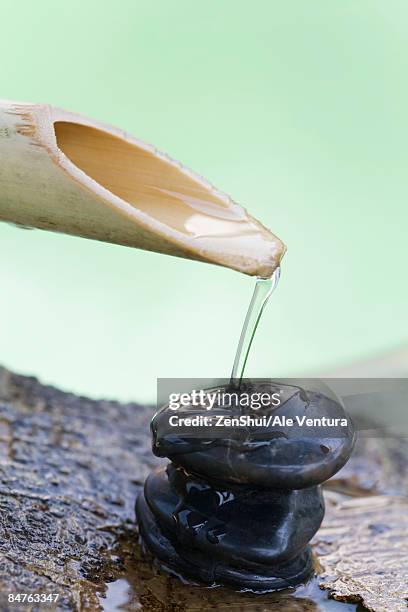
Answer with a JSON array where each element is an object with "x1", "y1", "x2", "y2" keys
[{"x1": 0, "y1": 1, "x2": 407, "y2": 402}]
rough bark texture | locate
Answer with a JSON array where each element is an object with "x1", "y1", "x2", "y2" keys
[
  {"x1": 315, "y1": 428, "x2": 408, "y2": 612},
  {"x1": 315, "y1": 494, "x2": 408, "y2": 612},
  {"x1": 0, "y1": 365, "x2": 158, "y2": 611},
  {"x1": 0, "y1": 366, "x2": 406, "y2": 611}
]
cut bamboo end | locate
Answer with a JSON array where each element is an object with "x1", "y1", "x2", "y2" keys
[{"x1": 0, "y1": 100, "x2": 285, "y2": 276}]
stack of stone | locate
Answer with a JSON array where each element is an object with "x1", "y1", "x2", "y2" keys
[{"x1": 136, "y1": 381, "x2": 355, "y2": 591}]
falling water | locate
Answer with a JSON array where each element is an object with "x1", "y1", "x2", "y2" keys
[{"x1": 230, "y1": 267, "x2": 281, "y2": 386}]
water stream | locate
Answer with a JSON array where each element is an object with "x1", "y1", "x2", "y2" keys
[{"x1": 230, "y1": 266, "x2": 280, "y2": 386}]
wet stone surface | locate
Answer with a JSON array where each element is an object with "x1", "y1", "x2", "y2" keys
[
  {"x1": 152, "y1": 381, "x2": 355, "y2": 488},
  {"x1": 138, "y1": 381, "x2": 355, "y2": 590},
  {"x1": 137, "y1": 465, "x2": 323, "y2": 589}
]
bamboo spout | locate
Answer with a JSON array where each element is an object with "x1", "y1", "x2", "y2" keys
[{"x1": 0, "y1": 100, "x2": 285, "y2": 276}]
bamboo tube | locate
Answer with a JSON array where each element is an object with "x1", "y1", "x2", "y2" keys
[{"x1": 0, "y1": 100, "x2": 285, "y2": 276}]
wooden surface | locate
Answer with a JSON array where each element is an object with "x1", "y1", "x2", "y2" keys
[{"x1": 0, "y1": 366, "x2": 407, "y2": 611}]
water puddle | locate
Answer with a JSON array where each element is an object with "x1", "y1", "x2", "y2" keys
[{"x1": 96, "y1": 537, "x2": 366, "y2": 612}]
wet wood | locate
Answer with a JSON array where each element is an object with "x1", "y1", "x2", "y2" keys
[
  {"x1": 316, "y1": 494, "x2": 408, "y2": 612},
  {"x1": 0, "y1": 365, "x2": 159, "y2": 611},
  {"x1": 0, "y1": 366, "x2": 406, "y2": 611}
]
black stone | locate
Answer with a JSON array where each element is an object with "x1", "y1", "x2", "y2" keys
[
  {"x1": 151, "y1": 382, "x2": 355, "y2": 489},
  {"x1": 137, "y1": 380, "x2": 355, "y2": 590},
  {"x1": 137, "y1": 491, "x2": 315, "y2": 591}
]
